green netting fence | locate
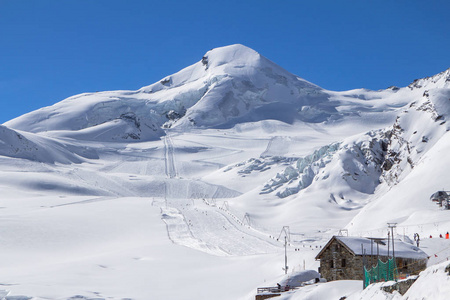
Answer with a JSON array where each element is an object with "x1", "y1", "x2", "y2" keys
[{"x1": 364, "y1": 257, "x2": 398, "y2": 288}]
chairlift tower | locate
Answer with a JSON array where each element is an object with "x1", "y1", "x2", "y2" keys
[
  {"x1": 221, "y1": 201, "x2": 229, "y2": 211},
  {"x1": 242, "y1": 213, "x2": 251, "y2": 227},
  {"x1": 277, "y1": 226, "x2": 291, "y2": 243},
  {"x1": 338, "y1": 229, "x2": 349, "y2": 236},
  {"x1": 430, "y1": 191, "x2": 450, "y2": 209},
  {"x1": 283, "y1": 235, "x2": 289, "y2": 274},
  {"x1": 278, "y1": 226, "x2": 290, "y2": 274}
]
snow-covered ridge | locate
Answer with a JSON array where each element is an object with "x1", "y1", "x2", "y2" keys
[
  {"x1": 408, "y1": 68, "x2": 450, "y2": 90},
  {"x1": 382, "y1": 88, "x2": 450, "y2": 186},
  {"x1": 7, "y1": 44, "x2": 442, "y2": 143},
  {"x1": 5, "y1": 44, "x2": 328, "y2": 140},
  {"x1": 0, "y1": 125, "x2": 97, "y2": 164}
]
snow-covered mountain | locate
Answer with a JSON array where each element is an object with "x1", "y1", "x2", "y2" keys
[
  {"x1": 1, "y1": 44, "x2": 449, "y2": 300},
  {"x1": 5, "y1": 44, "x2": 415, "y2": 141}
]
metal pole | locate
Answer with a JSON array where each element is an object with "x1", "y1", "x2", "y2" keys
[
  {"x1": 377, "y1": 243, "x2": 380, "y2": 283},
  {"x1": 284, "y1": 235, "x2": 288, "y2": 274},
  {"x1": 387, "y1": 231, "x2": 390, "y2": 258},
  {"x1": 362, "y1": 244, "x2": 365, "y2": 289},
  {"x1": 388, "y1": 223, "x2": 397, "y2": 281},
  {"x1": 387, "y1": 231, "x2": 390, "y2": 281},
  {"x1": 387, "y1": 223, "x2": 397, "y2": 280},
  {"x1": 391, "y1": 226, "x2": 395, "y2": 259},
  {"x1": 371, "y1": 239, "x2": 373, "y2": 267},
  {"x1": 364, "y1": 249, "x2": 367, "y2": 287}
]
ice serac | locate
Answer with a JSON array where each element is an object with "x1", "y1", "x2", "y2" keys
[{"x1": 4, "y1": 44, "x2": 338, "y2": 141}]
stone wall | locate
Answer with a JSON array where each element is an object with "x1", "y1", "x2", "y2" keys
[
  {"x1": 381, "y1": 277, "x2": 417, "y2": 295},
  {"x1": 397, "y1": 257, "x2": 427, "y2": 276},
  {"x1": 319, "y1": 239, "x2": 427, "y2": 282},
  {"x1": 319, "y1": 239, "x2": 364, "y2": 281},
  {"x1": 255, "y1": 293, "x2": 280, "y2": 300}
]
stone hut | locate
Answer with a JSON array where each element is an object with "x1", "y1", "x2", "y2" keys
[{"x1": 315, "y1": 236, "x2": 428, "y2": 282}]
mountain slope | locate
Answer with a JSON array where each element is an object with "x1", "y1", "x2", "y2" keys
[
  {"x1": 0, "y1": 45, "x2": 449, "y2": 299},
  {"x1": 0, "y1": 124, "x2": 98, "y2": 164},
  {"x1": 5, "y1": 44, "x2": 414, "y2": 142}
]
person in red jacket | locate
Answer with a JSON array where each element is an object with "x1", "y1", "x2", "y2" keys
[{"x1": 446, "y1": 232, "x2": 449, "y2": 239}]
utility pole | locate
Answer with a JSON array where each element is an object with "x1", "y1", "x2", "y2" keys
[{"x1": 387, "y1": 223, "x2": 397, "y2": 259}]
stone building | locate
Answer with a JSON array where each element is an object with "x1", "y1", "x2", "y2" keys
[{"x1": 315, "y1": 236, "x2": 428, "y2": 282}]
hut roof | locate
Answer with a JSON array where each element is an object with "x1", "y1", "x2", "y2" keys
[{"x1": 315, "y1": 236, "x2": 428, "y2": 260}]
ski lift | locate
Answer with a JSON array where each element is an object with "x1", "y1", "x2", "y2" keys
[{"x1": 430, "y1": 191, "x2": 450, "y2": 209}]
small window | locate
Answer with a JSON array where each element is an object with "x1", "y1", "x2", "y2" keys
[
  {"x1": 341, "y1": 259, "x2": 346, "y2": 268},
  {"x1": 330, "y1": 260, "x2": 334, "y2": 268}
]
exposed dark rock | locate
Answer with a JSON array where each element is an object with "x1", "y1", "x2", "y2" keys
[
  {"x1": 120, "y1": 112, "x2": 140, "y2": 129},
  {"x1": 160, "y1": 77, "x2": 171, "y2": 85},
  {"x1": 381, "y1": 277, "x2": 417, "y2": 295},
  {"x1": 202, "y1": 56, "x2": 209, "y2": 69},
  {"x1": 166, "y1": 109, "x2": 185, "y2": 121}
]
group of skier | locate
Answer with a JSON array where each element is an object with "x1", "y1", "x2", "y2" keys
[{"x1": 414, "y1": 231, "x2": 450, "y2": 247}]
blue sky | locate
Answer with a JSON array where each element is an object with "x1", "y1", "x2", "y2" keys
[{"x1": 0, "y1": 0, "x2": 449, "y2": 124}]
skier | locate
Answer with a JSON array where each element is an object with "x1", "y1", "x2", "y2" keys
[{"x1": 416, "y1": 234, "x2": 420, "y2": 247}]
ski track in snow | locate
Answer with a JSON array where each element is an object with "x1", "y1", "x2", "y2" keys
[
  {"x1": 261, "y1": 136, "x2": 290, "y2": 157},
  {"x1": 49, "y1": 196, "x2": 116, "y2": 208},
  {"x1": 160, "y1": 132, "x2": 282, "y2": 256},
  {"x1": 162, "y1": 196, "x2": 283, "y2": 256},
  {"x1": 163, "y1": 132, "x2": 178, "y2": 179}
]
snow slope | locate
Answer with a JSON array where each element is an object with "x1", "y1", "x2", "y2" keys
[{"x1": 0, "y1": 45, "x2": 449, "y2": 299}]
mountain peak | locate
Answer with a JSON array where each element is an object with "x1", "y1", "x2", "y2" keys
[
  {"x1": 201, "y1": 44, "x2": 261, "y2": 70},
  {"x1": 408, "y1": 67, "x2": 450, "y2": 90}
]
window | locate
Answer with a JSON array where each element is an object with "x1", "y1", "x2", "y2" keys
[
  {"x1": 330, "y1": 260, "x2": 334, "y2": 268},
  {"x1": 341, "y1": 259, "x2": 346, "y2": 268}
]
